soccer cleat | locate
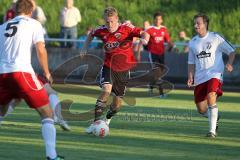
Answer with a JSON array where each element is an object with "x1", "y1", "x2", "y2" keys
[
  {"x1": 206, "y1": 132, "x2": 216, "y2": 138},
  {"x1": 46, "y1": 155, "x2": 64, "y2": 160},
  {"x1": 85, "y1": 123, "x2": 95, "y2": 134}
]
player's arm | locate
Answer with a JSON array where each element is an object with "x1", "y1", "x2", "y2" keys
[
  {"x1": 35, "y1": 42, "x2": 53, "y2": 84},
  {"x1": 225, "y1": 51, "x2": 236, "y2": 72},
  {"x1": 163, "y1": 29, "x2": 174, "y2": 52},
  {"x1": 187, "y1": 64, "x2": 195, "y2": 87},
  {"x1": 136, "y1": 31, "x2": 150, "y2": 62},
  {"x1": 187, "y1": 47, "x2": 195, "y2": 87},
  {"x1": 80, "y1": 33, "x2": 94, "y2": 56}
]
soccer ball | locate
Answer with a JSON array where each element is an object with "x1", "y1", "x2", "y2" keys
[{"x1": 92, "y1": 120, "x2": 109, "y2": 137}]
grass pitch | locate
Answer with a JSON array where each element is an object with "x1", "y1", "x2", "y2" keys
[{"x1": 0, "y1": 84, "x2": 239, "y2": 160}]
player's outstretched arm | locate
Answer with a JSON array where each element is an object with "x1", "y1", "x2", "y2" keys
[
  {"x1": 35, "y1": 42, "x2": 53, "y2": 84},
  {"x1": 80, "y1": 34, "x2": 94, "y2": 57},
  {"x1": 225, "y1": 51, "x2": 236, "y2": 72},
  {"x1": 136, "y1": 31, "x2": 149, "y2": 62}
]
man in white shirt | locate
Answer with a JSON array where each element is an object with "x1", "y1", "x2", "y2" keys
[
  {"x1": 187, "y1": 13, "x2": 236, "y2": 138},
  {"x1": 59, "y1": 0, "x2": 81, "y2": 48},
  {"x1": 0, "y1": 0, "x2": 64, "y2": 159}
]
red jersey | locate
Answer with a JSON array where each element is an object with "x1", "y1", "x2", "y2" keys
[
  {"x1": 146, "y1": 26, "x2": 171, "y2": 55},
  {"x1": 91, "y1": 23, "x2": 142, "y2": 71},
  {"x1": 5, "y1": 9, "x2": 15, "y2": 21}
]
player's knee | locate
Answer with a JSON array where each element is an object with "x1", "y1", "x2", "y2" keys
[
  {"x1": 196, "y1": 105, "x2": 207, "y2": 114},
  {"x1": 207, "y1": 92, "x2": 217, "y2": 100},
  {"x1": 36, "y1": 105, "x2": 54, "y2": 119},
  {"x1": 197, "y1": 108, "x2": 207, "y2": 114},
  {"x1": 102, "y1": 84, "x2": 112, "y2": 93}
]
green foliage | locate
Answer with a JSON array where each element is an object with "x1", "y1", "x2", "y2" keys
[{"x1": 0, "y1": 0, "x2": 239, "y2": 44}]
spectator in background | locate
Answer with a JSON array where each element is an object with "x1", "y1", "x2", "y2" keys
[
  {"x1": 32, "y1": 4, "x2": 48, "y2": 38},
  {"x1": 59, "y1": 0, "x2": 81, "y2": 48},
  {"x1": 174, "y1": 30, "x2": 191, "y2": 53},
  {"x1": 77, "y1": 27, "x2": 99, "y2": 49},
  {"x1": 3, "y1": 0, "x2": 17, "y2": 22}
]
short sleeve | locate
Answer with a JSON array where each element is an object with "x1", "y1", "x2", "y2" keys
[
  {"x1": 32, "y1": 21, "x2": 45, "y2": 44},
  {"x1": 216, "y1": 34, "x2": 235, "y2": 55},
  {"x1": 123, "y1": 23, "x2": 142, "y2": 38},
  {"x1": 164, "y1": 28, "x2": 171, "y2": 43},
  {"x1": 188, "y1": 42, "x2": 195, "y2": 64}
]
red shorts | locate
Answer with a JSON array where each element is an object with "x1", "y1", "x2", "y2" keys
[
  {"x1": 194, "y1": 78, "x2": 223, "y2": 103},
  {"x1": 0, "y1": 72, "x2": 49, "y2": 108},
  {"x1": 37, "y1": 75, "x2": 48, "y2": 85}
]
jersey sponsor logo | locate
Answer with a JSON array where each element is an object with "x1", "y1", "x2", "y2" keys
[
  {"x1": 114, "y1": 33, "x2": 121, "y2": 39},
  {"x1": 105, "y1": 41, "x2": 120, "y2": 50},
  {"x1": 196, "y1": 51, "x2": 211, "y2": 59},
  {"x1": 154, "y1": 36, "x2": 163, "y2": 43}
]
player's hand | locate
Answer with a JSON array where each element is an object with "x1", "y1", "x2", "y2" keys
[
  {"x1": 225, "y1": 63, "x2": 233, "y2": 72},
  {"x1": 44, "y1": 73, "x2": 53, "y2": 85},
  {"x1": 187, "y1": 77, "x2": 194, "y2": 87},
  {"x1": 80, "y1": 49, "x2": 87, "y2": 58}
]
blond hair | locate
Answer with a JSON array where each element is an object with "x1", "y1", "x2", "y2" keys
[{"x1": 103, "y1": 7, "x2": 118, "y2": 17}]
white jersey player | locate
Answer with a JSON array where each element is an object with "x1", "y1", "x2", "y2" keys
[
  {"x1": 0, "y1": 0, "x2": 64, "y2": 159},
  {"x1": 187, "y1": 13, "x2": 236, "y2": 138}
]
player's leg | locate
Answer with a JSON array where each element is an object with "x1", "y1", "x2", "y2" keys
[
  {"x1": 0, "y1": 99, "x2": 21, "y2": 125},
  {"x1": 85, "y1": 66, "x2": 112, "y2": 133},
  {"x1": 206, "y1": 91, "x2": 218, "y2": 137},
  {"x1": 105, "y1": 69, "x2": 128, "y2": 125},
  {"x1": 157, "y1": 54, "x2": 165, "y2": 98},
  {"x1": 18, "y1": 72, "x2": 63, "y2": 159},
  {"x1": 206, "y1": 78, "x2": 222, "y2": 137},
  {"x1": 148, "y1": 53, "x2": 155, "y2": 95},
  {"x1": 0, "y1": 75, "x2": 20, "y2": 125},
  {"x1": 105, "y1": 96, "x2": 122, "y2": 125},
  {"x1": 44, "y1": 83, "x2": 70, "y2": 131},
  {"x1": 0, "y1": 105, "x2": 8, "y2": 125}
]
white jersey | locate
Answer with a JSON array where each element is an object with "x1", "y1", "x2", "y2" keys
[
  {"x1": 188, "y1": 32, "x2": 235, "y2": 85},
  {"x1": 0, "y1": 15, "x2": 44, "y2": 74}
]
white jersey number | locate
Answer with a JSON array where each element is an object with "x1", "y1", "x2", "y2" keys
[{"x1": 4, "y1": 21, "x2": 19, "y2": 37}]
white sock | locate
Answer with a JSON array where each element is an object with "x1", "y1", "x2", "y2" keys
[
  {"x1": 49, "y1": 94, "x2": 61, "y2": 121},
  {"x1": 208, "y1": 104, "x2": 218, "y2": 134},
  {"x1": 42, "y1": 118, "x2": 57, "y2": 159}
]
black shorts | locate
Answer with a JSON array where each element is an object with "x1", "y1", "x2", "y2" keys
[
  {"x1": 149, "y1": 53, "x2": 164, "y2": 68},
  {"x1": 100, "y1": 66, "x2": 129, "y2": 97}
]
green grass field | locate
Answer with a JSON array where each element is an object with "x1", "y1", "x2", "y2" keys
[{"x1": 0, "y1": 84, "x2": 239, "y2": 160}]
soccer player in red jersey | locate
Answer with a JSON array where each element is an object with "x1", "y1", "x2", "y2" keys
[
  {"x1": 0, "y1": 0, "x2": 63, "y2": 159},
  {"x1": 137, "y1": 12, "x2": 174, "y2": 98},
  {"x1": 81, "y1": 7, "x2": 147, "y2": 133}
]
